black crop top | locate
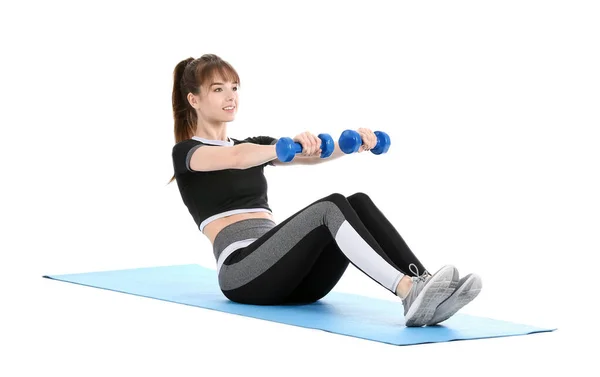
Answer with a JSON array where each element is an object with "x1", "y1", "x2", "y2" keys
[{"x1": 171, "y1": 135, "x2": 279, "y2": 232}]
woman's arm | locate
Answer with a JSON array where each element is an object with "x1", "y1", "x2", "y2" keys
[{"x1": 236, "y1": 143, "x2": 278, "y2": 169}]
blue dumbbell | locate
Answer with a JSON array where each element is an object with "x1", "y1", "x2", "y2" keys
[
  {"x1": 276, "y1": 133, "x2": 335, "y2": 162},
  {"x1": 338, "y1": 129, "x2": 391, "y2": 155}
]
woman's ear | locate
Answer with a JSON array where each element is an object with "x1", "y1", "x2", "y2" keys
[{"x1": 187, "y1": 92, "x2": 200, "y2": 109}]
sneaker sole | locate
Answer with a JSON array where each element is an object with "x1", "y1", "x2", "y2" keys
[
  {"x1": 426, "y1": 274, "x2": 482, "y2": 326},
  {"x1": 404, "y1": 265, "x2": 456, "y2": 327}
]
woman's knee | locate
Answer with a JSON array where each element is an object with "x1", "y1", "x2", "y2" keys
[
  {"x1": 347, "y1": 192, "x2": 370, "y2": 204},
  {"x1": 316, "y1": 192, "x2": 344, "y2": 204},
  {"x1": 322, "y1": 192, "x2": 353, "y2": 207}
]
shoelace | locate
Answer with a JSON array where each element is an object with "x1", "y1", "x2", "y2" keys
[{"x1": 409, "y1": 263, "x2": 431, "y2": 284}]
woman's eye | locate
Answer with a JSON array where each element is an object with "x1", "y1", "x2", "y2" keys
[{"x1": 215, "y1": 86, "x2": 238, "y2": 92}]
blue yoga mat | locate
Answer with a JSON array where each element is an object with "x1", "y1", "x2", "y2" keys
[{"x1": 43, "y1": 264, "x2": 555, "y2": 346}]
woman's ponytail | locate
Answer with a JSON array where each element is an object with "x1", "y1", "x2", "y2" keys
[{"x1": 168, "y1": 57, "x2": 197, "y2": 184}]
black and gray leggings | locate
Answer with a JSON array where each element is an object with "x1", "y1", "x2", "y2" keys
[{"x1": 213, "y1": 192, "x2": 428, "y2": 305}]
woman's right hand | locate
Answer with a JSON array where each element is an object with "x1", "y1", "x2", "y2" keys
[{"x1": 293, "y1": 131, "x2": 322, "y2": 157}]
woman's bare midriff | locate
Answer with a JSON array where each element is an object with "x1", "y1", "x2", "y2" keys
[{"x1": 203, "y1": 211, "x2": 275, "y2": 245}]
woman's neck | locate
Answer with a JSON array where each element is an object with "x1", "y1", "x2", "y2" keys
[{"x1": 194, "y1": 125, "x2": 228, "y2": 142}]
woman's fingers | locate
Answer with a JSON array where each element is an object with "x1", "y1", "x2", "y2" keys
[
  {"x1": 357, "y1": 129, "x2": 367, "y2": 152},
  {"x1": 301, "y1": 134, "x2": 311, "y2": 155},
  {"x1": 311, "y1": 133, "x2": 321, "y2": 155},
  {"x1": 304, "y1": 132, "x2": 320, "y2": 155},
  {"x1": 357, "y1": 128, "x2": 376, "y2": 151},
  {"x1": 304, "y1": 133, "x2": 312, "y2": 155},
  {"x1": 294, "y1": 131, "x2": 322, "y2": 156}
]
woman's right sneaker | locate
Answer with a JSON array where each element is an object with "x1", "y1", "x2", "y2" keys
[
  {"x1": 401, "y1": 264, "x2": 457, "y2": 327},
  {"x1": 426, "y1": 273, "x2": 483, "y2": 326}
]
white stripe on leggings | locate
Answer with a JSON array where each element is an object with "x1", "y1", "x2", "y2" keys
[
  {"x1": 335, "y1": 220, "x2": 405, "y2": 292},
  {"x1": 216, "y1": 238, "x2": 258, "y2": 273}
]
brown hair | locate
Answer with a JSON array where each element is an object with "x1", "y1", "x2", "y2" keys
[{"x1": 167, "y1": 54, "x2": 241, "y2": 184}]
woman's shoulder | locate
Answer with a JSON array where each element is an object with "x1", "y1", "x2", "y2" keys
[{"x1": 173, "y1": 138, "x2": 203, "y2": 149}]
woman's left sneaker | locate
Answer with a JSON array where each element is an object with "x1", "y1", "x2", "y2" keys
[{"x1": 402, "y1": 264, "x2": 457, "y2": 327}]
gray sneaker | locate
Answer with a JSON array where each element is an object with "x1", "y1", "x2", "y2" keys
[
  {"x1": 426, "y1": 273, "x2": 483, "y2": 326},
  {"x1": 402, "y1": 264, "x2": 457, "y2": 327}
]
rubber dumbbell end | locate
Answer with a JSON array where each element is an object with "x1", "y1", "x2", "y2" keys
[
  {"x1": 317, "y1": 133, "x2": 335, "y2": 158},
  {"x1": 338, "y1": 129, "x2": 362, "y2": 154},
  {"x1": 275, "y1": 137, "x2": 301, "y2": 162},
  {"x1": 371, "y1": 131, "x2": 391, "y2": 155}
]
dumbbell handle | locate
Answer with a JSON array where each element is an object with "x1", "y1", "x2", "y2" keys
[
  {"x1": 291, "y1": 142, "x2": 305, "y2": 154},
  {"x1": 292, "y1": 140, "x2": 330, "y2": 153}
]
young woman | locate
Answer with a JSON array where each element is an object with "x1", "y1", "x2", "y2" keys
[{"x1": 169, "y1": 54, "x2": 482, "y2": 327}]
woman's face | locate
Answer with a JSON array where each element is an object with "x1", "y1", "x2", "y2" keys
[{"x1": 194, "y1": 76, "x2": 239, "y2": 123}]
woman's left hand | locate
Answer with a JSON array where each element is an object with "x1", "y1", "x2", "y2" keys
[{"x1": 356, "y1": 128, "x2": 377, "y2": 153}]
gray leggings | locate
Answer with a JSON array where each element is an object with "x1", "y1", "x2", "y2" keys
[{"x1": 213, "y1": 192, "x2": 427, "y2": 305}]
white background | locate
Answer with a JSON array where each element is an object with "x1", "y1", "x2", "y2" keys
[{"x1": 2, "y1": 0, "x2": 599, "y2": 375}]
